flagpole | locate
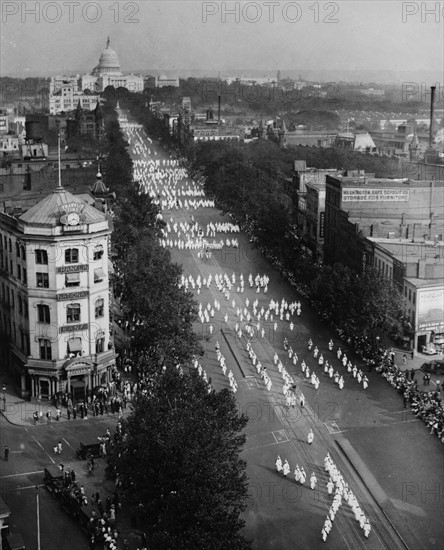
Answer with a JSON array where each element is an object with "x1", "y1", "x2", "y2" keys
[{"x1": 58, "y1": 133, "x2": 62, "y2": 189}]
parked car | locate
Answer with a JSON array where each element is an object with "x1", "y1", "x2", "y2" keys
[
  {"x1": 422, "y1": 344, "x2": 438, "y2": 355},
  {"x1": 420, "y1": 360, "x2": 444, "y2": 374},
  {"x1": 76, "y1": 441, "x2": 101, "y2": 460}
]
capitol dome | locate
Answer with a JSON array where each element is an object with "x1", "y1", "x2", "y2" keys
[{"x1": 93, "y1": 38, "x2": 121, "y2": 75}]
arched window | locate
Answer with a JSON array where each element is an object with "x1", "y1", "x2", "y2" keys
[
  {"x1": 65, "y1": 248, "x2": 79, "y2": 264},
  {"x1": 93, "y1": 244, "x2": 104, "y2": 260}
]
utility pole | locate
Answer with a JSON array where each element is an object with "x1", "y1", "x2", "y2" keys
[{"x1": 36, "y1": 486, "x2": 41, "y2": 550}]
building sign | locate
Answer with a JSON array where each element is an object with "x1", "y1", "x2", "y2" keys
[
  {"x1": 56, "y1": 265, "x2": 89, "y2": 274},
  {"x1": 62, "y1": 224, "x2": 87, "y2": 233},
  {"x1": 342, "y1": 188, "x2": 410, "y2": 202},
  {"x1": 57, "y1": 291, "x2": 89, "y2": 301},
  {"x1": 58, "y1": 202, "x2": 86, "y2": 228},
  {"x1": 59, "y1": 323, "x2": 88, "y2": 333},
  {"x1": 193, "y1": 128, "x2": 218, "y2": 137},
  {"x1": 417, "y1": 288, "x2": 444, "y2": 331},
  {"x1": 319, "y1": 212, "x2": 325, "y2": 239}
]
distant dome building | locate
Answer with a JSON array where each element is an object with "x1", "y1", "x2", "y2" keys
[
  {"x1": 50, "y1": 38, "x2": 144, "y2": 112},
  {"x1": 92, "y1": 37, "x2": 121, "y2": 76}
]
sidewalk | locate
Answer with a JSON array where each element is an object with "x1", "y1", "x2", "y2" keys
[
  {"x1": 0, "y1": 372, "x2": 130, "y2": 427},
  {"x1": 390, "y1": 349, "x2": 443, "y2": 391}
]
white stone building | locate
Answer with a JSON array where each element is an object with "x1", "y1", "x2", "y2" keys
[
  {"x1": 0, "y1": 186, "x2": 115, "y2": 401},
  {"x1": 49, "y1": 39, "x2": 143, "y2": 114}
]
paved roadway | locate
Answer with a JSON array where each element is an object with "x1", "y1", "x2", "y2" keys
[
  {"x1": 121, "y1": 111, "x2": 443, "y2": 550},
  {"x1": 0, "y1": 414, "x2": 118, "y2": 549}
]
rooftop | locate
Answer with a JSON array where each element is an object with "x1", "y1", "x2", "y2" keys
[
  {"x1": 20, "y1": 187, "x2": 106, "y2": 226},
  {"x1": 404, "y1": 277, "x2": 444, "y2": 288}
]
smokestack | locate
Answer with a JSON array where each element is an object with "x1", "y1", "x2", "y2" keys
[
  {"x1": 429, "y1": 86, "x2": 436, "y2": 150},
  {"x1": 218, "y1": 95, "x2": 221, "y2": 124}
]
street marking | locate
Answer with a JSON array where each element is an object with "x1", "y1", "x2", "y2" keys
[
  {"x1": 272, "y1": 430, "x2": 289, "y2": 443},
  {"x1": 325, "y1": 422, "x2": 342, "y2": 434},
  {"x1": 0, "y1": 470, "x2": 44, "y2": 479},
  {"x1": 244, "y1": 440, "x2": 289, "y2": 451},
  {"x1": 17, "y1": 484, "x2": 45, "y2": 490},
  {"x1": 62, "y1": 438, "x2": 75, "y2": 450},
  {"x1": 246, "y1": 378, "x2": 259, "y2": 389},
  {"x1": 32, "y1": 436, "x2": 55, "y2": 464}
]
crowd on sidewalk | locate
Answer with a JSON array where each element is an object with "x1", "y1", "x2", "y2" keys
[{"x1": 376, "y1": 352, "x2": 444, "y2": 442}]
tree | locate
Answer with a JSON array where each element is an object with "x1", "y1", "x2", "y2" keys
[
  {"x1": 107, "y1": 368, "x2": 251, "y2": 550},
  {"x1": 354, "y1": 268, "x2": 409, "y2": 341},
  {"x1": 114, "y1": 233, "x2": 201, "y2": 368}
]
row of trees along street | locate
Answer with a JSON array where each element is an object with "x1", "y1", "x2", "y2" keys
[
  {"x1": 98, "y1": 95, "x2": 251, "y2": 549},
  {"x1": 115, "y1": 89, "x2": 410, "y2": 359}
]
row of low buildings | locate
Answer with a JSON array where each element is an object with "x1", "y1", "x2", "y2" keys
[
  {"x1": 0, "y1": 105, "x2": 104, "y2": 161},
  {"x1": 153, "y1": 94, "x2": 442, "y2": 159},
  {"x1": 292, "y1": 160, "x2": 444, "y2": 354}
]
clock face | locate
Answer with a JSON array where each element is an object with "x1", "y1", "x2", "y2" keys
[{"x1": 67, "y1": 212, "x2": 80, "y2": 226}]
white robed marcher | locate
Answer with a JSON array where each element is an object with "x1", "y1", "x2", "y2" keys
[
  {"x1": 310, "y1": 473, "x2": 317, "y2": 490},
  {"x1": 363, "y1": 519, "x2": 371, "y2": 538},
  {"x1": 322, "y1": 528, "x2": 328, "y2": 542},
  {"x1": 282, "y1": 459, "x2": 290, "y2": 477},
  {"x1": 363, "y1": 376, "x2": 369, "y2": 390},
  {"x1": 294, "y1": 465, "x2": 301, "y2": 483},
  {"x1": 299, "y1": 467, "x2": 306, "y2": 484},
  {"x1": 275, "y1": 455, "x2": 283, "y2": 472},
  {"x1": 307, "y1": 429, "x2": 314, "y2": 445}
]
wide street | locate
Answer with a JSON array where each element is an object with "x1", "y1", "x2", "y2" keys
[
  {"x1": 122, "y1": 111, "x2": 443, "y2": 550},
  {"x1": 1, "y1": 112, "x2": 442, "y2": 550}
]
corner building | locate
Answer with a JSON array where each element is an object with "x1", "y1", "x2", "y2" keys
[{"x1": 0, "y1": 187, "x2": 115, "y2": 401}]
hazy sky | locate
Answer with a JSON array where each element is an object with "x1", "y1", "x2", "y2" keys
[{"x1": 1, "y1": 1, "x2": 443, "y2": 81}]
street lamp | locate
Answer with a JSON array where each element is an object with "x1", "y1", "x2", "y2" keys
[{"x1": 2, "y1": 384, "x2": 6, "y2": 412}]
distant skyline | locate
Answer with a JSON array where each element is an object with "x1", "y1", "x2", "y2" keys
[{"x1": 1, "y1": 1, "x2": 443, "y2": 85}]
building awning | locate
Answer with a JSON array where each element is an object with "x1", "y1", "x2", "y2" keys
[
  {"x1": 70, "y1": 380, "x2": 85, "y2": 388},
  {"x1": 68, "y1": 338, "x2": 82, "y2": 352},
  {"x1": 94, "y1": 268, "x2": 105, "y2": 282},
  {"x1": 66, "y1": 272, "x2": 80, "y2": 283}
]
